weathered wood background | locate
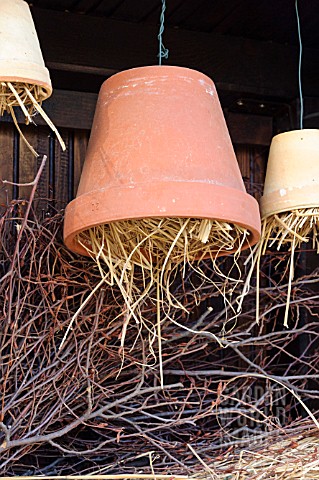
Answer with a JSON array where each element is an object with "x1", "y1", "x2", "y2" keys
[{"x1": 0, "y1": 95, "x2": 269, "y2": 213}]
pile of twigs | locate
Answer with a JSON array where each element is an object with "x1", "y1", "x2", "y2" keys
[{"x1": 0, "y1": 159, "x2": 319, "y2": 477}]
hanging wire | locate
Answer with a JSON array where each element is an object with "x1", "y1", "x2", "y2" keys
[
  {"x1": 295, "y1": 0, "x2": 304, "y2": 129},
  {"x1": 158, "y1": 0, "x2": 169, "y2": 65}
]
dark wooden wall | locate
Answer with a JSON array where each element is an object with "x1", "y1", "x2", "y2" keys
[
  {"x1": 0, "y1": 117, "x2": 267, "y2": 215},
  {"x1": 0, "y1": 123, "x2": 89, "y2": 213},
  {"x1": 2, "y1": 0, "x2": 319, "y2": 212},
  {"x1": 0, "y1": 85, "x2": 272, "y2": 215}
]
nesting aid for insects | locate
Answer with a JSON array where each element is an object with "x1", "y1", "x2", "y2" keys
[
  {"x1": 258, "y1": 129, "x2": 319, "y2": 325},
  {"x1": 64, "y1": 66, "x2": 260, "y2": 254},
  {"x1": 0, "y1": 0, "x2": 64, "y2": 153},
  {"x1": 63, "y1": 66, "x2": 261, "y2": 362}
]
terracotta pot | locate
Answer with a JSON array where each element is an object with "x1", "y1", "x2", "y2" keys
[
  {"x1": 260, "y1": 129, "x2": 319, "y2": 219},
  {"x1": 64, "y1": 66, "x2": 261, "y2": 255},
  {"x1": 0, "y1": 0, "x2": 51, "y2": 98}
]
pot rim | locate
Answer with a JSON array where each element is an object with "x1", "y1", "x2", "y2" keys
[
  {"x1": 64, "y1": 181, "x2": 261, "y2": 257},
  {"x1": 0, "y1": 75, "x2": 52, "y2": 100}
]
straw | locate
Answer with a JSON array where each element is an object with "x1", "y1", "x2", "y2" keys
[
  {"x1": 71, "y1": 217, "x2": 250, "y2": 383},
  {"x1": 253, "y1": 207, "x2": 319, "y2": 325},
  {"x1": 0, "y1": 81, "x2": 66, "y2": 153}
]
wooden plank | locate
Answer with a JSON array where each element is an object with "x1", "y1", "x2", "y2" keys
[
  {"x1": 235, "y1": 145, "x2": 267, "y2": 201},
  {"x1": 74, "y1": 130, "x2": 89, "y2": 195},
  {"x1": 170, "y1": 0, "x2": 243, "y2": 32},
  {"x1": 35, "y1": 127, "x2": 51, "y2": 213},
  {"x1": 1, "y1": 91, "x2": 96, "y2": 130},
  {"x1": 148, "y1": 0, "x2": 204, "y2": 24},
  {"x1": 0, "y1": 124, "x2": 80, "y2": 210},
  {"x1": 55, "y1": 129, "x2": 70, "y2": 208},
  {"x1": 235, "y1": 145, "x2": 251, "y2": 194},
  {"x1": 31, "y1": 0, "x2": 76, "y2": 9},
  {"x1": 0, "y1": 124, "x2": 14, "y2": 209},
  {"x1": 73, "y1": 0, "x2": 125, "y2": 15},
  {"x1": 29, "y1": 6, "x2": 319, "y2": 98},
  {"x1": 0, "y1": 91, "x2": 274, "y2": 146},
  {"x1": 18, "y1": 126, "x2": 40, "y2": 201},
  {"x1": 251, "y1": 146, "x2": 267, "y2": 202},
  {"x1": 94, "y1": 0, "x2": 158, "y2": 20}
]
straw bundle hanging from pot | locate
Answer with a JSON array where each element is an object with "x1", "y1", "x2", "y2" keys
[
  {"x1": 244, "y1": 1, "x2": 319, "y2": 327},
  {"x1": 252, "y1": 129, "x2": 319, "y2": 326},
  {"x1": 0, "y1": 0, "x2": 65, "y2": 154},
  {"x1": 76, "y1": 216, "x2": 249, "y2": 353}
]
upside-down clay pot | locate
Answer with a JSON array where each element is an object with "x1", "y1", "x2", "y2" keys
[
  {"x1": 260, "y1": 129, "x2": 319, "y2": 219},
  {"x1": 64, "y1": 66, "x2": 261, "y2": 256},
  {"x1": 0, "y1": 0, "x2": 52, "y2": 98}
]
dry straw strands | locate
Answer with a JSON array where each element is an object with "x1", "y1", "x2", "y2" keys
[
  {"x1": 0, "y1": 81, "x2": 65, "y2": 155},
  {"x1": 260, "y1": 208, "x2": 319, "y2": 254},
  {"x1": 75, "y1": 217, "x2": 249, "y2": 381},
  {"x1": 249, "y1": 207, "x2": 319, "y2": 326},
  {"x1": 209, "y1": 427, "x2": 319, "y2": 479},
  {"x1": 79, "y1": 217, "x2": 249, "y2": 262}
]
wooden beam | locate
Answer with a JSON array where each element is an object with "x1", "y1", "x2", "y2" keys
[
  {"x1": 0, "y1": 90, "x2": 273, "y2": 145},
  {"x1": 30, "y1": 7, "x2": 319, "y2": 99},
  {"x1": 0, "y1": 90, "x2": 96, "y2": 130}
]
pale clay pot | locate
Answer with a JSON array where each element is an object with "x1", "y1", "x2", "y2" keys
[
  {"x1": 0, "y1": 0, "x2": 52, "y2": 98},
  {"x1": 260, "y1": 129, "x2": 319, "y2": 219}
]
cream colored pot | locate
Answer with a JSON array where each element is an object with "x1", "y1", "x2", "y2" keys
[
  {"x1": 260, "y1": 129, "x2": 319, "y2": 219},
  {"x1": 0, "y1": 0, "x2": 51, "y2": 98}
]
